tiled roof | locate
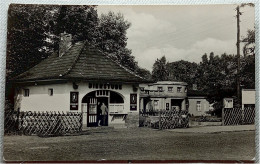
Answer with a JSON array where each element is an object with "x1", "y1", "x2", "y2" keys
[
  {"x1": 15, "y1": 42, "x2": 149, "y2": 83},
  {"x1": 153, "y1": 81, "x2": 188, "y2": 86}
]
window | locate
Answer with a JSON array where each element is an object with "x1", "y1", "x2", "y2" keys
[
  {"x1": 158, "y1": 87, "x2": 163, "y2": 91},
  {"x1": 177, "y1": 87, "x2": 182, "y2": 92},
  {"x1": 96, "y1": 90, "x2": 109, "y2": 97},
  {"x1": 168, "y1": 87, "x2": 173, "y2": 92},
  {"x1": 140, "y1": 87, "x2": 145, "y2": 91},
  {"x1": 23, "y1": 89, "x2": 29, "y2": 97},
  {"x1": 154, "y1": 100, "x2": 158, "y2": 106},
  {"x1": 48, "y1": 88, "x2": 53, "y2": 96},
  {"x1": 184, "y1": 87, "x2": 187, "y2": 93},
  {"x1": 196, "y1": 101, "x2": 201, "y2": 111}
]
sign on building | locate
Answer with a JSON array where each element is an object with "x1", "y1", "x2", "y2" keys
[
  {"x1": 70, "y1": 92, "x2": 79, "y2": 110},
  {"x1": 223, "y1": 98, "x2": 233, "y2": 108},
  {"x1": 166, "y1": 103, "x2": 169, "y2": 110},
  {"x1": 130, "y1": 94, "x2": 137, "y2": 111}
]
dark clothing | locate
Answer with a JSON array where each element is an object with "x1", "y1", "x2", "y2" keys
[{"x1": 97, "y1": 104, "x2": 102, "y2": 125}]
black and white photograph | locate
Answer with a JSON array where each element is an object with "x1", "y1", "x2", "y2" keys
[{"x1": 3, "y1": 3, "x2": 256, "y2": 163}]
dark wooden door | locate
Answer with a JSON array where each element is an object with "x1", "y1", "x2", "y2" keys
[{"x1": 87, "y1": 97, "x2": 98, "y2": 127}]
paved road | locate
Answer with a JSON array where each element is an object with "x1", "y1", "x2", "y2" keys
[{"x1": 3, "y1": 127, "x2": 255, "y2": 162}]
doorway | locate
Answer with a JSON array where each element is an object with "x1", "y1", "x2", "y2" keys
[
  {"x1": 171, "y1": 99, "x2": 183, "y2": 111},
  {"x1": 82, "y1": 90, "x2": 124, "y2": 127},
  {"x1": 97, "y1": 97, "x2": 108, "y2": 126},
  {"x1": 82, "y1": 91, "x2": 109, "y2": 127}
]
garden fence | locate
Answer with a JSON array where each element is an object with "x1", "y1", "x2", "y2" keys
[
  {"x1": 4, "y1": 110, "x2": 83, "y2": 136},
  {"x1": 140, "y1": 109, "x2": 189, "y2": 129},
  {"x1": 222, "y1": 107, "x2": 255, "y2": 125}
]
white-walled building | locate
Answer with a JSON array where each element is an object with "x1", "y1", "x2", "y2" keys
[
  {"x1": 187, "y1": 90, "x2": 211, "y2": 116},
  {"x1": 13, "y1": 33, "x2": 150, "y2": 128},
  {"x1": 242, "y1": 89, "x2": 255, "y2": 109},
  {"x1": 139, "y1": 81, "x2": 188, "y2": 112}
]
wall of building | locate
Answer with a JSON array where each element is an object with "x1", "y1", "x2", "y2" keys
[
  {"x1": 242, "y1": 89, "x2": 255, "y2": 105},
  {"x1": 15, "y1": 82, "x2": 140, "y2": 127},
  {"x1": 146, "y1": 98, "x2": 186, "y2": 111},
  {"x1": 140, "y1": 83, "x2": 187, "y2": 98},
  {"x1": 15, "y1": 83, "x2": 72, "y2": 112},
  {"x1": 188, "y1": 97, "x2": 210, "y2": 116},
  {"x1": 139, "y1": 82, "x2": 187, "y2": 111}
]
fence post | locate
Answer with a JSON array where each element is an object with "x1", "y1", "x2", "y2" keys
[
  {"x1": 241, "y1": 107, "x2": 244, "y2": 125},
  {"x1": 80, "y1": 112, "x2": 83, "y2": 132},
  {"x1": 159, "y1": 110, "x2": 161, "y2": 130},
  {"x1": 16, "y1": 108, "x2": 20, "y2": 133},
  {"x1": 222, "y1": 108, "x2": 224, "y2": 126}
]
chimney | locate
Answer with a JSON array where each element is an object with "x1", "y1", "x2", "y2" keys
[{"x1": 59, "y1": 32, "x2": 72, "y2": 57}]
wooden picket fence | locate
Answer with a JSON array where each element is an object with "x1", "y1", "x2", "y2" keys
[
  {"x1": 222, "y1": 107, "x2": 255, "y2": 125},
  {"x1": 4, "y1": 110, "x2": 83, "y2": 136},
  {"x1": 159, "y1": 110, "x2": 189, "y2": 129},
  {"x1": 140, "y1": 110, "x2": 189, "y2": 129}
]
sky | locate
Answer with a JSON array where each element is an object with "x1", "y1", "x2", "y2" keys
[{"x1": 97, "y1": 5, "x2": 255, "y2": 71}]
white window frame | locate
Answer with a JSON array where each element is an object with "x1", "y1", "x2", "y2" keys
[
  {"x1": 158, "y1": 87, "x2": 163, "y2": 91},
  {"x1": 196, "y1": 101, "x2": 201, "y2": 111},
  {"x1": 96, "y1": 90, "x2": 110, "y2": 97},
  {"x1": 177, "y1": 87, "x2": 182, "y2": 93},
  {"x1": 168, "y1": 87, "x2": 173, "y2": 92}
]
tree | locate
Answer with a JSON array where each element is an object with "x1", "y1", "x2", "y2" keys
[
  {"x1": 6, "y1": 4, "x2": 55, "y2": 79},
  {"x1": 94, "y1": 11, "x2": 137, "y2": 71},
  {"x1": 52, "y1": 5, "x2": 99, "y2": 51},
  {"x1": 135, "y1": 68, "x2": 152, "y2": 80},
  {"x1": 166, "y1": 60, "x2": 198, "y2": 89},
  {"x1": 152, "y1": 56, "x2": 168, "y2": 81},
  {"x1": 240, "y1": 55, "x2": 255, "y2": 89},
  {"x1": 242, "y1": 29, "x2": 255, "y2": 56},
  {"x1": 7, "y1": 5, "x2": 140, "y2": 77}
]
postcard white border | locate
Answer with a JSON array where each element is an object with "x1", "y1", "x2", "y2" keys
[{"x1": 0, "y1": 0, "x2": 259, "y2": 162}]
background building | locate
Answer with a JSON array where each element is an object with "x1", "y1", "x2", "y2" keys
[
  {"x1": 187, "y1": 90, "x2": 211, "y2": 116},
  {"x1": 139, "y1": 81, "x2": 188, "y2": 112},
  {"x1": 242, "y1": 89, "x2": 255, "y2": 109}
]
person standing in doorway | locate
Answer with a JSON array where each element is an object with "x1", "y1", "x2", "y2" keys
[
  {"x1": 97, "y1": 102, "x2": 102, "y2": 126},
  {"x1": 101, "y1": 102, "x2": 108, "y2": 126}
]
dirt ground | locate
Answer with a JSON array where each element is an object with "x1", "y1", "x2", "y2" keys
[{"x1": 3, "y1": 127, "x2": 255, "y2": 162}]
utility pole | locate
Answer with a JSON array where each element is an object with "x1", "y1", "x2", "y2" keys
[{"x1": 236, "y1": 5, "x2": 241, "y2": 107}]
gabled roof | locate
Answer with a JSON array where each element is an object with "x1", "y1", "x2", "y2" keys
[{"x1": 15, "y1": 42, "x2": 149, "y2": 83}]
